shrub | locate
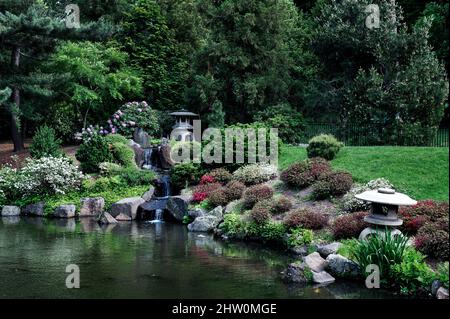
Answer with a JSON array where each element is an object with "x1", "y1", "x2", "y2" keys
[
  {"x1": 350, "y1": 231, "x2": 409, "y2": 281},
  {"x1": 280, "y1": 161, "x2": 314, "y2": 189},
  {"x1": 331, "y1": 211, "x2": 369, "y2": 239},
  {"x1": 414, "y1": 221, "x2": 449, "y2": 260},
  {"x1": 232, "y1": 163, "x2": 277, "y2": 185},
  {"x1": 208, "y1": 168, "x2": 232, "y2": 184},
  {"x1": 0, "y1": 166, "x2": 21, "y2": 201},
  {"x1": 243, "y1": 184, "x2": 273, "y2": 208},
  {"x1": 29, "y1": 125, "x2": 62, "y2": 159},
  {"x1": 199, "y1": 175, "x2": 216, "y2": 185},
  {"x1": 110, "y1": 142, "x2": 136, "y2": 168},
  {"x1": 223, "y1": 180, "x2": 246, "y2": 201},
  {"x1": 272, "y1": 196, "x2": 293, "y2": 214},
  {"x1": 309, "y1": 157, "x2": 332, "y2": 179},
  {"x1": 307, "y1": 134, "x2": 343, "y2": 160},
  {"x1": 390, "y1": 248, "x2": 436, "y2": 295},
  {"x1": 220, "y1": 213, "x2": 247, "y2": 239},
  {"x1": 437, "y1": 262, "x2": 449, "y2": 290},
  {"x1": 312, "y1": 171, "x2": 353, "y2": 199},
  {"x1": 99, "y1": 162, "x2": 122, "y2": 176},
  {"x1": 286, "y1": 227, "x2": 314, "y2": 248},
  {"x1": 193, "y1": 182, "x2": 222, "y2": 197},
  {"x1": 76, "y1": 135, "x2": 113, "y2": 173},
  {"x1": 104, "y1": 134, "x2": 129, "y2": 145},
  {"x1": 257, "y1": 221, "x2": 286, "y2": 242},
  {"x1": 283, "y1": 208, "x2": 328, "y2": 230},
  {"x1": 116, "y1": 167, "x2": 156, "y2": 187},
  {"x1": 250, "y1": 201, "x2": 272, "y2": 224},
  {"x1": 170, "y1": 163, "x2": 204, "y2": 191},
  {"x1": 399, "y1": 200, "x2": 449, "y2": 234},
  {"x1": 192, "y1": 192, "x2": 208, "y2": 202},
  {"x1": 16, "y1": 157, "x2": 84, "y2": 197},
  {"x1": 208, "y1": 189, "x2": 229, "y2": 207}
]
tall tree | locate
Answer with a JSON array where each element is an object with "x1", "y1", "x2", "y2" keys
[
  {"x1": 0, "y1": 0, "x2": 113, "y2": 151},
  {"x1": 187, "y1": 0, "x2": 302, "y2": 125},
  {"x1": 308, "y1": 0, "x2": 448, "y2": 145}
]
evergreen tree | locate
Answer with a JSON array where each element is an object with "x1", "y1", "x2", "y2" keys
[
  {"x1": 187, "y1": 0, "x2": 302, "y2": 124},
  {"x1": 0, "y1": 0, "x2": 113, "y2": 151}
]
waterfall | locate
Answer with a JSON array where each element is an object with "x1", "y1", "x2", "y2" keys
[
  {"x1": 142, "y1": 148, "x2": 153, "y2": 170},
  {"x1": 154, "y1": 209, "x2": 163, "y2": 220}
]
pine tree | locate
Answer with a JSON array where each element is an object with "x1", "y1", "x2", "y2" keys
[{"x1": 0, "y1": 0, "x2": 114, "y2": 151}]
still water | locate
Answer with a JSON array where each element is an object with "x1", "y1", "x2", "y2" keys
[{"x1": 0, "y1": 217, "x2": 395, "y2": 299}]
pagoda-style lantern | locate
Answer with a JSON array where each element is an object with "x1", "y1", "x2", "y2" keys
[
  {"x1": 355, "y1": 188, "x2": 417, "y2": 240},
  {"x1": 169, "y1": 109, "x2": 199, "y2": 142}
]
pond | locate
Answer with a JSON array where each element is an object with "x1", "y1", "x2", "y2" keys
[{"x1": 0, "y1": 217, "x2": 396, "y2": 299}]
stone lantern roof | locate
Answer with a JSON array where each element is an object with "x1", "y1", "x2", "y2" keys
[
  {"x1": 355, "y1": 188, "x2": 417, "y2": 206},
  {"x1": 169, "y1": 109, "x2": 199, "y2": 117}
]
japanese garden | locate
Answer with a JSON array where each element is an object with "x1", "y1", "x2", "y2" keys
[{"x1": 0, "y1": 0, "x2": 449, "y2": 299}]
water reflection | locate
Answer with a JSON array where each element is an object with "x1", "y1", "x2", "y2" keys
[{"x1": 0, "y1": 217, "x2": 396, "y2": 299}]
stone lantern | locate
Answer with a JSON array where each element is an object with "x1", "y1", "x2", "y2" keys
[
  {"x1": 355, "y1": 188, "x2": 417, "y2": 240},
  {"x1": 170, "y1": 109, "x2": 199, "y2": 142}
]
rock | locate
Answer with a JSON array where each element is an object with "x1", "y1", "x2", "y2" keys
[
  {"x1": 437, "y1": 287, "x2": 449, "y2": 299},
  {"x1": 79, "y1": 197, "x2": 104, "y2": 217},
  {"x1": 317, "y1": 242, "x2": 342, "y2": 257},
  {"x1": 187, "y1": 215, "x2": 221, "y2": 232},
  {"x1": 1, "y1": 205, "x2": 20, "y2": 216},
  {"x1": 141, "y1": 187, "x2": 155, "y2": 201},
  {"x1": 188, "y1": 208, "x2": 206, "y2": 219},
  {"x1": 133, "y1": 128, "x2": 151, "y2": 148},
  {"x1": 110, "y1": 197, "x2": 145, "y2": 220},
  {"x1": 326, "y1": 254, "x2": 360, "y2": 278},
  {"x1": 23, "y1": 202, "x2": 45, "y2": 216},
  {"x1": 207, "y1": 206, "x2": 223, "y2": 219},
  {"x1": 53, "y1": 204, "x2": 76, "y2": 218},
  {"x1": 431, "y1": 280, "x2": 442, "y2": 296},
  {"x1": 303, "y1": 252, "x2": 328, "y2": 272},
  {"x1": 282, "y1": 262, "x2": 310, "y2": 283},
  {"x1": 166, "y1": 196, "x2": 189, "y2": 222},
  {"x1": 97, "y1": 212, "x2": 118, "y2": 224},
  {"x1": 312, "y1": 271, "x2": 335, "y2": 285},
  {"x1": 115, "y1": 213, "x2": 132, "y2": 221},
  {"x1": 129, "y1": 140, "x2": 145, "y2": 167},
  {"x1": 289, "y1": 245, "x2": 309, "y2": 256},
  {"x1": 225, "y1": 200, "x2": 240, "y2": 214},
  {"x1": 160, "y1": 144, "x2": 175, "y2": 169}
]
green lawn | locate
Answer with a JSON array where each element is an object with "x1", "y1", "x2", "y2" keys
[{"x1": 279, "y1": 146, "x2": 449, "y2": 201}]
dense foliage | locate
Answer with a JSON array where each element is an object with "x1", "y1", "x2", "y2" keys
[
  {"x1": 307, "y1": 134, "x2": 343, "y2": 160},
  {"x1": 29, "y1": 125, "x2": 63, "y2": 159}
]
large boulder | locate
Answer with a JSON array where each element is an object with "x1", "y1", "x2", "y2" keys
[
  {"x1": 53, "y1": 204, "x2": 76, "y2": 218},
  {"x1": 188, "y1": 207, "x2": 207, "y2": 219},
  {"x1": 188, "y1": 215, "x2": 222, "y2": 232},
  {"x1": 282, "y1": 262, "x2": 311, "y2": 283},
  {"x1": 23, "y1": 202, "x2": 45, "y2": 216},
  {"x1": 129, "y1": 140, "x2": 145, "y2": 167},
  {"x1": 160, "y1": 144, "x2": 175, "y2": 169},
  {"x1": 312, "y1": 271, "x2": 335, "y2": 285},
  {"x1": 115, "y1": 213, "x2": 132, "y2": 221},
  {"x1": 141, "y1": 187, "x2": 155, "y2": 201},
  {"x1": 437, "y1": 287, "x2": 449, "y2": 299},
  {"x1": 1, "y1": 205, "x2": 20, "y2": 216},
  {"x1": 207, "y1": 206, "x2": 223, "y2": 219},
  {"x1": 303, "y1": 252, "x2": 328, "y2": 273},
  {"x1": 317, "y1": 242, "x2": 342, "y2": 258},
  {"x1": 166, "y1": 196, "x2": 189, "y2": 222},
  {"x1": 97, "y1": 212, "x2": 118, "y2": 224},
  {"x1": 289, "y1": 245, "x2": 309, "y2": 256},
  {"x1": 326, "y1": 254, "x2": 360, "y2": 278},
  {"x1": 110, "y1": 197, "x2": 145, "y2": 220},
  {"x1": 79, "y1": 197, "x2": 104, "y2": 217}
]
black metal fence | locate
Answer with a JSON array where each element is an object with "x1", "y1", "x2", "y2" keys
[{"x1": 300, "y1": 123, "x2": 449, "y2": 147}]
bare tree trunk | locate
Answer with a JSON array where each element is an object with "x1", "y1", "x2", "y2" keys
[{"x1": 10, "y1": 47, "x2": 24, "y2": 152}]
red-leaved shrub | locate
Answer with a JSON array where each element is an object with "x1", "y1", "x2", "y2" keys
[
  {"x1": 331, "y1": 211, "x2": 369, "y2": 239},
  {"x1": 208, "y1": 189, "x2": 229, "y2": 207},
  {"x1": 192, "y1": 192, "x2": 208, "y2": 202},
  {"x1": 272, "y1": 196, "x2": 293, "y2": 214},
  {"x1": 199, "y1": 175, "x2": 216, "y2": 185},
  {"x1": 283, "y1": 208, "x2": 329, "y2": 230},
  {"x1": 193, "y1": 182, "x2": 222, "y2": 196},
  {"x1": 251, "y1": 202, "x2": 272, "y2": 224},
  {"x1": 414, "y1": 217, "x2": 449, "y2": 260},
  {"x1": 243, "y1": 184, "x2": 273, "y2": 208},
  {"x1": 209, "y1": 168, "x2": 232, "y2": 184},
  {"x1": 312, "y1": 171, "x2": 353, "y2": 199},
  {"x1": 399, "y1": 200, "x2": 449, "y2": 234},
  {"x1": 280, "y1": 161, "x2": 315, "y2": 189},
  {"x1": 223, "y1": 180, "x2": 246, "y2": 201},
  {"x1": 309, "y1": 157, "x2": 332, "y2": 179}
]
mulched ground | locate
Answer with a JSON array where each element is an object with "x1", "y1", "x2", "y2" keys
[{"x1": 0, "y1": 140, "x2": 79, "y2": 168}]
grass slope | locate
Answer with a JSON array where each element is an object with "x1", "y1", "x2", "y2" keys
[{"x1": 279, "y1": 146, "x2": 449, "y2": 201}]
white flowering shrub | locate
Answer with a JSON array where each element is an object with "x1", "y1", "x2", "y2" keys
[
  {"x1": 339, "y1": 178, "x2": 394, "y2": 213},
  {"x1": 232, "y1": 163, "x2": 278, "y2": 185},
  {"x1": 17, "y1": 157, "x2": 85, "y2": 197},
  {"x1": 0, "y1": 166, "x2": 21, "y2": 202}
]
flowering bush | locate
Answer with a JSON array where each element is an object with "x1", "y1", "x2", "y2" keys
[
  {"x1": 208, "y1": 168, "x2": 232, "y2": 184},
  {"x1": 0, "y1": 166, "x2": 21, "y2": 202},
  {"x1": 199, "y1": 175, "x2": 216, "y2": 185},
  {"x1": 193, "y1": 182, "x2": 222, "y2": 196},
  {"x1": 223, "y1": 180, "x2": 246, "y2": 201},
  {"x1": 283, "y1": 208, "x2": 328, "y2": 230},
  {"x1": 17, "y1": 157, "x2": 84, "y2": 197},
  {"x1": 331, "y1": 211, "x2": 369, "y2": 239},
  {"x1": 312, "y1": 171, "x2": 353, "y2": 199},
  {"x1": 192, "y1": 192, "x2": 208, "y2": 203},
  {"x1": 340, "y1": 178, "x2": 394, "y2": 213},
  {"x1": 243, "y1": 184, "x2": 274, "y2": 208},
  {"x1": 232, "y1": 163, "x2": 277, "y2": 185}
]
